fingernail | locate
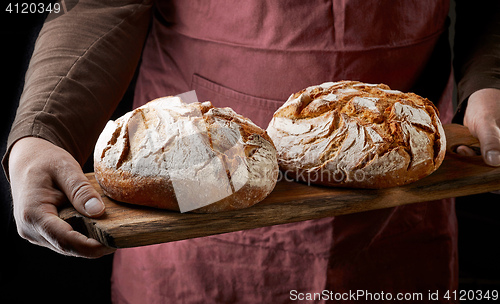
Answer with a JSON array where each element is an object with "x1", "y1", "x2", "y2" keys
[
  {"x1": 486, "y1": 150, "x2": 500, "y2": 166},
  {"x1": 84, "y1": 198, "x2": 104, "y2": 216}
]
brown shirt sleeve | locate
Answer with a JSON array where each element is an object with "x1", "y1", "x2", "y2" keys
[
  {"x1": 453, "y1": 0, "x2": 500, "y2": 123},
  {"x1": 3, "y1": 0, "x2": 152, "y2": 177}
]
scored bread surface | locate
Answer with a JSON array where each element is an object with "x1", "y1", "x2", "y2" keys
[
  {"x1": 266, "y1": 81, "x2": 446, "y2": 188},
  {"x1": 94, "y1": 97, "x2": 279, "y2": 213}
]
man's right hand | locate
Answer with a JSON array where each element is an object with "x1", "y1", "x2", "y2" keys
[{"x1": 8, "y1": 137, "x2": 115, "y2": 258}]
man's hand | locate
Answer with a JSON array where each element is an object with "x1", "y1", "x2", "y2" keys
[
  {"x1": 457, "y1": 88, "x2": 500, "y2": 167},
  {"x1": 9, "y1": 137, "x2": 115, "y2": 258}
]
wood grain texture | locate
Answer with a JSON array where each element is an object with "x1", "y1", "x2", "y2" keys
[{"x1": 59, "y1": 124, "x2": 500, "y2": 248}]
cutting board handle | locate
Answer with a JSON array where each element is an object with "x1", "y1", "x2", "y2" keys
[{"x1": 444, "y1": 124, "x2": 480, "y2": 155}]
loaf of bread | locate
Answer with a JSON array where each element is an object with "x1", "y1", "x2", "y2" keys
[
  {"x1": 94, "y1": 97, "x2": 279, "y2": 213},
  {"x1": 266, "y1": 81, "x2": 446, "y2": 188}
]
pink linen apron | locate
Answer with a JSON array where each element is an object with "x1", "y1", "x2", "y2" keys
[{"x1": 112, "y1": 1, "x2": 458, "y2": 303}]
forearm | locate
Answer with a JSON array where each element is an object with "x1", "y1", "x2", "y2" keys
[
  {"x1": 4, "y1": 0, "x2": 152, "y2": 176},
  {"x1": 453, "y1": 0, "x2": 500, "y2": 123}
]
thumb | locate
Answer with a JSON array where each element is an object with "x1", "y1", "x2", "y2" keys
[
  {"x1": 54, "y1": 159, "x2": 105, "y2": 217},
  {"x1": 474, "y1": 122, "x2": 500, "y2": 167},
  {"x1": 464, "y1": 89, "x2": 500, "y2": 167}
]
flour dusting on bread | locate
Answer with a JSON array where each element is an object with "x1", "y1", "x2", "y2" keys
[
  {"x1": 94, "y1": 97, "x2": 279, "y2": 213},
  {"x1": 266, "y1": 81, "x2": 446, "y2": 188}
]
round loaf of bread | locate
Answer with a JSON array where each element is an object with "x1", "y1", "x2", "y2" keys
[
  {"x1": 266, "y1": 81, "x2": 446, "y2": 188},
  {"x1": 94, "y1": 96, "x2": 279, "y2": 213}
]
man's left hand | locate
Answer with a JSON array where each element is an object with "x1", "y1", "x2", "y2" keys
[{"x1": 457, "y1": 88, "x2": 500, "y2": 167}]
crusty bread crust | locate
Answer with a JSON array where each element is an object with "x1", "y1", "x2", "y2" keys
[
  {"x1": 94, "y1": 162, "x2": 273, "y2": 213},
  {"x1": 266, "y1": 81, "x2": 446, "y2": 189},
  {"x1": 94, "y1": 97, "x2": 279, "y2": 213}
]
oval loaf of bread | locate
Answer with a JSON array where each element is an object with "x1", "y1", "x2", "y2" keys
[
  {"x1": 94, "y1": 96, "x2": 279, "y2": 213},
  {"x1": 266, "y1": 81, "x2": 446, "y2": 188}
]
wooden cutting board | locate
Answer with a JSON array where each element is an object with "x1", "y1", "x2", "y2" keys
[{"x1": 59, "y1": 124, "x2": 500, "y2": 248}]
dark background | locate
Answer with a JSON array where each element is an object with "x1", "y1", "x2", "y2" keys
[{"x1": 0, "y1": 1, "x2": 498, "y2": 303}]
